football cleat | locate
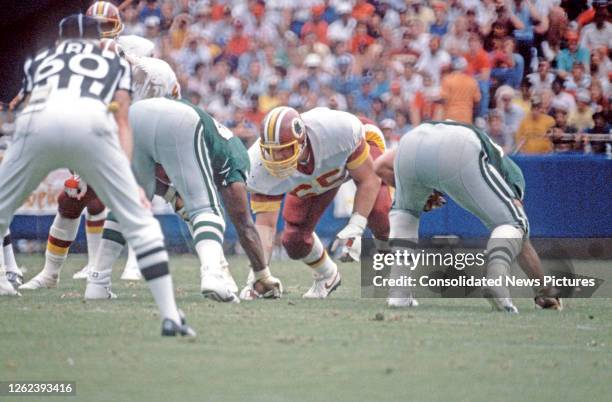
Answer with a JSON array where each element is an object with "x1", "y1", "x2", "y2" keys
[
  {"x1": 483, "y1": 291, "x2": 519, "y2": 313},
  {"x1": 6, "y1": 267, "x2": 24, "y2": 289},
  {"x1": 0, "y1": 272, "x2": 20, "y2": 296},
  {"x1": 302, "y1": 268, "x2": 341, "y2": 299},
  {"x1": 19, "y1": 272, "x2": 59, "y2": 290},
  {"x1": 161, "y1": 318, "x2": 197, "y2": 338},
  {"x1": 220, "y1": 257, "x2": 238, "y2": 293},
  {"x1": 84, "y1": 283, "x2": 117, "y2": 300},
  {"x1": 72, "y1": 265, "x2": 91, "y2": 280},
  {"x1": 387, "y1": 296, "x2": 419, "y2": 308},
  {"x1": 201, "y1": 270, "x2": 239, "y2": 303}
]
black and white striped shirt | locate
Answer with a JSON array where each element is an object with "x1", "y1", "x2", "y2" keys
[{"x1": 21, "y1": 39, "x2": 131, "y2": 107}]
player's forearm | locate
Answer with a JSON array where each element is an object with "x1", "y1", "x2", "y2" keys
[
  {"x1": 220, "y1": 183, "x2": 273, "y2": 270},
  {"x1": 352, "y1": 174, "x2": 380, "y2": 218},
  {"x1": 236, "y1": 222, "x2": 267, "y2": 272},
  {"x1": 254, "y1": 211, "x2": 278, "y2": 265}
]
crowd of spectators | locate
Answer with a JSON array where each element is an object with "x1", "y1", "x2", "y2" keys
[{"x1": 2, "y1": 0, "x2": 611, "y2": 155}]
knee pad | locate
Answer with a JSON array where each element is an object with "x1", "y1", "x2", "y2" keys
[
  {"x1": 57, "y1": 192, "x2": 87, "y2": 219},
  {"x1": 86, "y1": 196, "x2": 106, "y2": 216},
  {"x1": 281, "y1": 226, "x2": 313, "y2": 260},
  {"x1": 389, "y1": 209, "x2": 419, "y2": 240}
]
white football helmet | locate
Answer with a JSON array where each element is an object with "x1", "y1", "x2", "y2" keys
[
  {"x1": 130, "y1": 56, "x2": 181, "y2": 101},
  {"x1": 116, "y1": 35, "x2": 155, "y2": 58}
]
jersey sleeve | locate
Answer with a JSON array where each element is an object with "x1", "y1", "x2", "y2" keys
[
  {"x1": 250, "y1": 193, "x2": 284, "y2": 214},
  {"x1": 346, "y1": 137, "x2": 371, "y2": 170},
  {"x1": 218, "y1": 137, "x2": 250, "y2": 187},
  {"x1": 116, "y1": 56, "x2": 132, "y2": 93}
]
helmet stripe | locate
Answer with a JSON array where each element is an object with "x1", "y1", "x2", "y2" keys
[
  {"x1": 266, "y1": 107, "x2": 282, "y2": 144},
  {"x1": 97, "y1": 2, "x2": 104, "y2": 15},
  {"x1": 275, "y1": 107, "x2": 290, "y2": 145}
]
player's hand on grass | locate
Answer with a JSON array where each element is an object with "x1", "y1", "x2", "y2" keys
[
  {"x1": 332, "y1": 213, "x2": 367, "y2": 262},
  {"x1": 423, "y1": 190, "x2": 446, "y2": 212},
  {"x1": 240, "y1": 267, "x2": 282, "y2": 300}
]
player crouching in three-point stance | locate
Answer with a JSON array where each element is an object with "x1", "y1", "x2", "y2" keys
[
  {"x1": 375, "y1": 120, "x2": 560, "y2": 312},
  {"x1": 84, "y1": 95, "x2": 282, "y2": 303},
  {"x1": 247, "y1": 106, "x2": 391, "y2": 299},
  {"x1": 0, "y1": 15, "x2": 194, "y2": 336}
]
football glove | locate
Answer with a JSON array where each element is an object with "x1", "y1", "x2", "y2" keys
[
  {"x1": 331, "y1": 213, "x2": 368, "y2": 262},
  {"x1": 239, "y1": 267, "x2": 282, "y2": 300}
]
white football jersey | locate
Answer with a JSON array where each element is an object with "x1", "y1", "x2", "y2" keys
[
  {"x1": 130, "y1": 56, "x2": 179, "y2": 101},
  {"x1": 248, "y1": 107, "x2": 365, "y2": 198}
]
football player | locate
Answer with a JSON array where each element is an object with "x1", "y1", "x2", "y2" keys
[
  {"x1": 374, "y1": 120, "x2": 561, "y2": 312},
  {"x1": 247, "y1": 106, "x2": 392, "y2": 299},
  {"x1": 20, "y1": 1, "x2": 162, "y2": 290},
  {"x1": 0, "y1": 14, "x2": 194, "y2": 336},
  {"x1": 84, "y1": 94, "x2": 282, "y2": 302},
  {"x1": 2, "y1": 231, "x2": 24, "y2": 288}
]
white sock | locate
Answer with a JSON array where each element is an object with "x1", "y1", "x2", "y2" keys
[
  {"x1": 43, "y1": 215, "x2": 81, "y2": 277},
  {"x1": 147, "y1": 275, "x2": 181, "y2": 323},
  {"x1": 85, "y1": 210, "x2": 106, "y2": 267},
  {"x1": 388, "y1": 210, "x2": 420, "y2": 299},
  {"x1": 303, "y1": 233, "x2": 336, "y2": 278},
  {"x1": 195, "y1": 240, "x2": 223, "y2": 272},
  {"x1": 191, "y1": 213, "x2": 225, "y2": 272},
  {"x1": 89, "y1": 239, "x2": 124, "y2": 285}
]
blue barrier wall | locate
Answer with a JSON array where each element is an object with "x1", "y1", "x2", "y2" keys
[{"x1": 9, "y1": 154, "x2": 612, "y2": 251}]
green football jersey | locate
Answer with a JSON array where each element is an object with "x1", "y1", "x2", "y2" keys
[{"x1": 179, "y1": 98, "x2": 250, "y2": 188}]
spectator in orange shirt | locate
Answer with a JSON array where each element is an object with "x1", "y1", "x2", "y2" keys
[
  {"x1": 350, "y1": 21, "x2": 374, "y2": 54},
  {"x1": 301, "y1": 5, "x2": 329, "y2": 45},
  {"x1": 352, "y1": 0, "x2": 375, "y2": 21},
  {"x1": 226, "y1": 19, "x2": 250, "y2": 60},
  {"x1": 440, "y1": 57, "x2": 481, "y2": 124},
  {"x1": 465, "y1": 34, "x2": 492, "y2": 119}
]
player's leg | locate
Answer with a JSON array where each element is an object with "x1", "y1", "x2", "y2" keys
[
  {"x1": 0, "y1": 127, "x2": 54, "y2": 296},
  {"x1": 437, "y1": 133, "x2": 528, "y2": 312},
  {"x1": 84, "y1": 124, "x2": 158, "y2": 298},
  {"x1": 120, "y1": 246, "x2": 142, "y2": 281},
  {"x1": 83, "y1": 211, "x2": 125, "y2": 299},
  {"x1": 73, "y1": 130, "x2": 187, "y2": 333},
  {"x1": 20, "y1": 188, "x2": 87, "y2": 289},
  {"x1": 71, "y1": 191, "x2": 106, "y2": 279},
  {"x1": 3, "y1": 230, "x2": 24, "y2": 288},
  {"x1": 153, "y1": 120, "x2": 236, "y2": 302},
  {"x1": 386, "y1": 135, "x2": 433, "y2": 307},
  {"x1": 282, "y1": 189, "x2": 341, "y2": 299},
  {"x1": 365, "y1": 138, "x2": 391, "y2": 251}
]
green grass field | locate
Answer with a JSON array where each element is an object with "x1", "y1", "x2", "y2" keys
[{"x1": 1, "y1": 254, "x2": 611, "y2": 402}]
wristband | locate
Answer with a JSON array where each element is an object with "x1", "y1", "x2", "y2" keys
[{"x1": 348, "y1": 212, "x2": 368, "y2": 231}]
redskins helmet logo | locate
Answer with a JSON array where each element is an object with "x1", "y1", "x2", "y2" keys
[{"x1": 291, "y1": 118, "x2": 305, "y2": 139}]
